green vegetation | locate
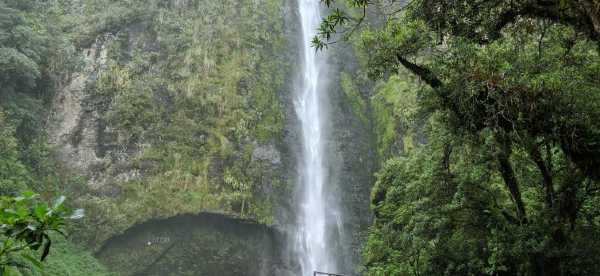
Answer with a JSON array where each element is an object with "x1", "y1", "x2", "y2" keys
[
  {"x1": 1, "y1": 0, "x2": 292, "y2": 273},
  {"x1": 0, "y1": 0, "x2": 114, "y2": 273},
  {"x1": 0, "y1": 191, "x2": 84, "y2": 275},
  {"x1": 0, "y1": 112, "x2": 29, "y2": 195},
  {"x1": 71, "y1": 0, "x2": 291, "y2": 246},
  {"x1": 0, "y1": 0, "x2": 76, "y2": 196},
  {"x1": 340, "y1": 72, "x2": 369, "y2": 125},
  {"x1": 319, "y1": 0, "x2": 600, "y2": 275},
  {"x1": 369, "y1": 73, "x2": 419, "y2": 159},
  {"x1": 40, "y1": 235, "x2": 114, "y2": 276},
  {"x1": 3, "y1": 0, "x2": 599, "y2": 274}
]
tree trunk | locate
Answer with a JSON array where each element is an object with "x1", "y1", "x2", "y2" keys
[{"x1": 495, "y1": 134, "x2": 527, "y2": 222}]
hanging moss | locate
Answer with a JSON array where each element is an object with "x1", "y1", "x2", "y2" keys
[
  {"x1": 370, "y1": 74, "x2": 420, "y2": 159},
  {"x1": 340, "y1": 71, "x2": 369, "y2": 125}
]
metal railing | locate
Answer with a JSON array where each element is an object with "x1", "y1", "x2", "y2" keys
[{"x1": 314, "y1": 271, "x2": 346, "y2": 276}]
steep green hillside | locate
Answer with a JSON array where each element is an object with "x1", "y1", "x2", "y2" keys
[{"x1": 37, "y1": 0, "x2": 296, "y2": 247}]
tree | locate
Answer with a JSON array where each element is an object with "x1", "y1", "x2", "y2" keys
[
  {"x1": 316, "y1": 0, "x2": 600, "y2": 275},
  {"x1": 0, "y1": 0, "x2": 47, "y2": 94},
  {"x1": 0, "y1": 110, "x2": 30, "y2": 195}
]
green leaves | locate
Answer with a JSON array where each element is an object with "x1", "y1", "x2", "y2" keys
[
  {"x1": 320, "y1": 0, "x2": 336, "y2": 7},
  {"x1": 20, "y1": 252, "x2": 42, "y2": 270},
  {"x1": 0, "y1": 111, "x2": 30, "y2": 194},
  {"x1": 313, "y1": 8, "x2": 349, "y2": 50},
  {"x1": 0, "y1": 0, "x2": 52, "y2": 94},
  {"x1": 0, "y1": 191, "x2": 82, "y2": 272},
  {"x1": 311, "y1": 36, "x2": 327, "y2": 51},
  {"x1": 0, "y1": 47, "x2": 41, "y2": 88},
  {"x1": 313, "y1": 1, "x2": 370, "y2": 50},
  {"x1": 348, "y1": 0, "x2": 600, "y2": 274}
]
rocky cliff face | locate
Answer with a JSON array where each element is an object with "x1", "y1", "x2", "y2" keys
[
  {"x1": 48, "y1": 34, "x2": 135, "y2": 195},
  {"x1": 326, "y1": 42, "x2": 377, "y2": 273}
]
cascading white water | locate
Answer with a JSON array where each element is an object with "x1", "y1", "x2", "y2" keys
[{"x1": 294, "y1": 0, "x2": 340, "y2": 275}]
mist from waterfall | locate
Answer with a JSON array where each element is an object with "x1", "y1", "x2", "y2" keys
[{"x1": 294, "y1": 0, "x2": 341, "y2": 275}]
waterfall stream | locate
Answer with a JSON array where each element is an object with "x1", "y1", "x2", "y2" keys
[{"x1": 294, "y1": 0, "x2": 341, "y2": 275}]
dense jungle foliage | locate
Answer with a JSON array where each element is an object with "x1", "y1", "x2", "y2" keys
[{"x1": 320, "y1": 0, "x2": 600, "y2": 275}]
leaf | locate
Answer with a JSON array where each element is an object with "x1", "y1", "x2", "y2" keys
[
  {"x1": 33, "y1": 204, "x2": 47, "y2": 220},
  {"x1": 26, "y1": 224, "x2": 36, "y2": 231},
  {"x1": 15, "y1": 207, "x2": 28, "y2": 218},
  {"x1": 52, "y1": 196, "x2": 65, "y2": 210},
  {"x1": 4, "y1": 208, "x2": 16, "y2": 215},
  {"x1": 20, "y1": 191, "x2": 35, "y2": 199},
  {"x1": 15, "y1": 191, "x2": 36, "y2": 202}
]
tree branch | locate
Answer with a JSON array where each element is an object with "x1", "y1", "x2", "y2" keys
[
  {"x1": 496, "y1": 133, "x2": 527, "y2": 222},
  {"x1": 530, "y1": 143, "x2": 555, "y2": 208},
  {"x1": 396, "y1": 54, "x2": 443, "y2": 88}
]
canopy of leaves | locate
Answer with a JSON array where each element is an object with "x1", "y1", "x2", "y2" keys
[{"x1": 318, "y1": 0, "x2": 600, "y2": 275}]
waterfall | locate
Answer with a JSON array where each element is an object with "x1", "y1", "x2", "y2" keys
[{"x1": 294, "y1": 0, "x2": 341, "y2": 275}]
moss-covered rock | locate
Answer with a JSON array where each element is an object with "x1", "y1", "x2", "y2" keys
[{"x1": 95, "y1": 213, "x2": 296, "y2": 276}]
